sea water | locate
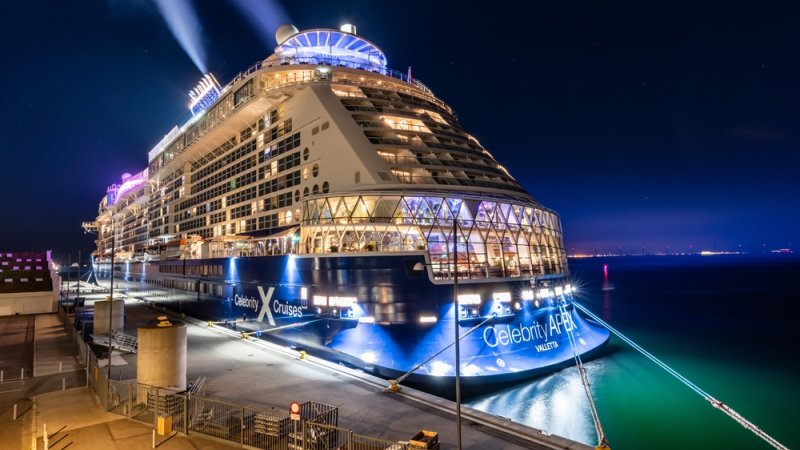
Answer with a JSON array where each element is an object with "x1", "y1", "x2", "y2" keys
[{"x1": 467, "y1": 254, "x2": 800, "y2": 449}]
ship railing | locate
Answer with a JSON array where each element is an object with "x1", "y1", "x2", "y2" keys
[
  {"x1": 224, "y1": 55, "x2": 450, "y2": 113},
  {"x1": 228, "y1": 55, "x2": 432, "y2": 94}
]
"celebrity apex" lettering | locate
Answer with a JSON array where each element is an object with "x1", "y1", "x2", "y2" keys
[{"x1": 483, "y1": 312, "x2": 577, "y2": 351}]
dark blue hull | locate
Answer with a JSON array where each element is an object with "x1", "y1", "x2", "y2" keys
[{"x1": 100, "y1": 253, "x2": 610, "y2": 382}]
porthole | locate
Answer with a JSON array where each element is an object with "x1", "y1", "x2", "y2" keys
[
  {"x1": 312, "y1": 184, "x2": 319, "y2": 195},
  {"x1": 303, "y1": 147, "x2": 309, "y2": 161},
  {"x1": 294, "y1": 190, "x2": 300, "y2": 202},
  {"x1": 303, "y1": 187, "x2": 309, "y2": 197},
  {"x1": 322, "y1": 181, "x2": 330, "y2": 193},
  {"x1": 312, "y1": 164, "x2": 319, "y2": 177},
  {"x1": 303, "y1": 167, "x2": 309, "y2": 180}
]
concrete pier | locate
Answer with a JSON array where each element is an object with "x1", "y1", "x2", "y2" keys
[{"x1": 0, "y1": 298, "x2": 592, "y2": 450}]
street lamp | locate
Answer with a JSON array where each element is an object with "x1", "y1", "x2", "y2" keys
[
  {"x1": 451, "y1": 217, "x2": 462, "y2": 450},
  {"x1": 108, "y1": 217, "x2": 116, "y2": 381},
  {"x1": 413, "y1": 217, "x2": 462, "y2": 450}
]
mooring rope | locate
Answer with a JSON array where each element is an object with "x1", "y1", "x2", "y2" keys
[{"x1": 573, "y1": 301, "x2": 788, "y2": 450}]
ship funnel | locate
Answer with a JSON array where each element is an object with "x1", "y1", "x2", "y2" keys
[
  {"x1": 275, "y1": 23, "x2": 299, "y2": 45},
  {"x1": 340, "y1": 23, "x2": 357, "y2": 35}
]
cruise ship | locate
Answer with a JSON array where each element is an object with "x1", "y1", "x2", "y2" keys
[{"x1": 84, "y1": 24, "x2": 609, "y2": 383}]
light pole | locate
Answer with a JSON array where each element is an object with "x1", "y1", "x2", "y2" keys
[
  {"x1": 66, "y1": 254, "x2": 71, "y2": 307},
  {"x1": 107, "y1": 218, "x2": 116, "y2": 381},
  {"x1": 452, "y1": 217, "x2": 462, "y2": 450},
  {"x1": 412, "y1": 218, "x2": 463, "y2": 449},
  {"x1": 75, "y1": 250, "x2": 80, "y2": 313}
]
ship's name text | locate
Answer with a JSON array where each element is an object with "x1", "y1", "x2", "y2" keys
[
  {"x1": 483, "y1": 312, "x2": 577, "y2": 350},
  {"x1": 234, "y1": 294, "x2": 304, "y2": 318},
  {"x1": 273, "y1": 300, "x2": 304, "y2": 318},
  {"x1": 234, "y1": 294, "x2": 258, "y2": 311}
]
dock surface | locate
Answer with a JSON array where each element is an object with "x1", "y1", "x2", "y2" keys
[{"x1": 0, "y1": 300, "x2": 591, "y2": 450}]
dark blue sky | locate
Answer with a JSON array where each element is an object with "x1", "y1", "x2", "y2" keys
[{"x1": 1, "y1": 0, "x2": 798, "y2": 260}]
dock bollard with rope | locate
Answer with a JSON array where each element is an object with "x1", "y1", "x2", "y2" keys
[
  {"x1": 386, "y1": 314, "x2": 496, "y2": 392},
  {"x1": 558, "y1": 298, "x2": 610, "y2": 450}
]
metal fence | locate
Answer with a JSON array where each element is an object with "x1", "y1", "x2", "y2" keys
[
  {"x1": 302, "y1": 422, "x2": 413, "y2": 450},
  {"x1": 101, "y1": 381, "x2": 350, "y2": 450},
  {"x1": 57, "y1": 300, "x2": 417, "y2": 450}
]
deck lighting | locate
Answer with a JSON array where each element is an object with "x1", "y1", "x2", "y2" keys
[
  {"x1": 358, "y1": 316, "x2": 375, "y2": 323},
  {"x1": 493, "y1": 292, "x2": 511, "y2": 303},
  {"x1": 329, "y1": 296, "x2": 357, "y2": 308},
  {"x1": 555, "y1": 286, "x2": 563, "y2": 296},
  {"x1": 521, "y1": 289, "x2": 534, "y2": 301},
  {"x1": 457, "y1": 293, "x2": 481, "y2": 305},
  {"x1": 419, "y1": 315, "x2": 437, "y2": 323}
]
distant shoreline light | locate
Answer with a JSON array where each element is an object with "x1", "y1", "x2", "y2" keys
[{"x1": 567, "y1": 249, "x2": 794, "y2": 258}]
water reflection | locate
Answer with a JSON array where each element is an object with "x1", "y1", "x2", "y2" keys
[{"x1": 467, "y1": 361, "x2": 607, "y2": 445}]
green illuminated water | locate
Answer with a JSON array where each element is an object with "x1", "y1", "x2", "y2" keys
[{"x1": 467, "y1": 255, "x2": 800, "y2": 449}]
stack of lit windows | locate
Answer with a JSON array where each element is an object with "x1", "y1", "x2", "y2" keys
[{"x1": 300, "y1": 193, "x2": 567, "y2": 278}]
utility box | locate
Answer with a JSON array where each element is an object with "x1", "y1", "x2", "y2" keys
[
  {"x1": 409, "y1": 430, "x2": 439, "y2": 449},
  {"x1": 157, "y1": 414, "x2": 173, "y2": 435}
]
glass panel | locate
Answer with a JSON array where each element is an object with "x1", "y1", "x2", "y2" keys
[
  {"x1": 415, "y1": 198, "x2": 435, "y2": 225},
  {"x1": 320, "y1": 199, "x2": 334, "y2": 224},
  {"x1": 447, "y1": 198, "x2": 463, "y2": 218},
  {"x1": 396, "y1": 197, "x2": 414, "y2": 225},
  {"x1": 351, "y1": 197, "x2": 370, "y2": 223},
  {"x1": 373, "y1": 196, "x2": 399, "y2": 222},
  {"x1": 341, "y1": 230, "x2": 357, "y2": 252}
]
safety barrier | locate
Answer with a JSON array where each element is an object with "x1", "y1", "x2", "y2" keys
[{"x1": 57, "y1": 300, "x2": 416, "y2": 450}]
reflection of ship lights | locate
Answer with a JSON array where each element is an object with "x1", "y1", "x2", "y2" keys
[
  {"x1": 461, "y1": 364, "x2": 482, "y2": 376},
  {"x1": 429, "y1": 360, "x2": 453, "y2": 376},
  {"x1": 361, "y1": 351, "x2": 378, "y2": 363}
]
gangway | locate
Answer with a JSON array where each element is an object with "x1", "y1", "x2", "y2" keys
[
  {"x1": 112, "y1": 329, "x2": 138, "y2": 353},
  {"x1": 91, "y1": 330, "x2": 138, "y2": 354}
]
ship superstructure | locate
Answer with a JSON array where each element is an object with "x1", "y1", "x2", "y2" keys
[{"x1": 86, "y1": 24, "x2": 608, "y2": 381}]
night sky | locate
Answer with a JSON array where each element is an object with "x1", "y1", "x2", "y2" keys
[{"x1": 2, "y1": 1, "x2": 798, "y2": 261}]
